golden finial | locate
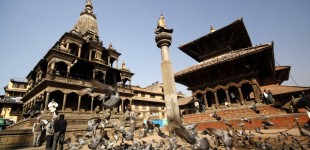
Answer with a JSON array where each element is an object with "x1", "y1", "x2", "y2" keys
[
  {"x1": 158, "y1": 14, "x2": 167, "y2": 29},
  {"x1": 210, "y1": 24, "x2": 216, "y2": 33}
]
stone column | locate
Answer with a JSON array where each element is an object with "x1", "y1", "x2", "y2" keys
[
  {"x1": 107, "y1": 56, "x2": 110, "y2": 67},
  {"x1": 155, "y1": 14, "x2": 182, "y2": 130},
  {"x1": 91, "y1": 97, "x2": 94, "y2": 112},
  {"x1": 121, "y1": 100, "x2": 124, "y2": 113},
  {"x1": 93, "y1": 70, "x2": 96, "y2": 78},
  {"x1": 252, "y1": 84, "x2": 260, "y2": 102},
  {"x1": 89, "y1": 50, "x2": 92, "y2": 61},
  {"x1": 225, "y1": 89, "x2": 231, "y2": 104},
  {"x1": 77, "y1": 95, "x2": 81, "y2": 111},
  {"x1": 129, "y1": 100, "x2": 132, "y2": 107},
  {"x1": 213, "y1": 91, "x2": 219, "y2": 108},
  {"x1": 78, "y1": 47, "x2": 81, "y2": 58},
  {"x1": 44, "y1": 92, "x2": 50, "y2": 111},
  {"x1": 238, "y1": 87, "x2": 245, "y2": 105},
  {"x1": 62, "y1": 94, "x2": 67, "y2": 111}
]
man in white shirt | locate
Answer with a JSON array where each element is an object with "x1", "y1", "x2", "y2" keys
[
  {"x1": 48, "y1": 99, "x2": 58, "y2": 116},
  {"x1": 194, "y1": 100, "x2": 200, "y2": 114},
  {"x1": 263, "y1": 89, "x2": 270, "y2": 104}
]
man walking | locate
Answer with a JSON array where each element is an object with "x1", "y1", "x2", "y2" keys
[
  {"x1": 45, "y1": 116, "x2": 55, "y2": 150},
  {"x1": 32, "y1": 117, "x2": 43, "y2": 147},
  {"x1": 52, "y1": 114, "x2": 67, "y2": 150}
]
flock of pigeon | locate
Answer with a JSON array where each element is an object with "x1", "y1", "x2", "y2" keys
[{"x1": 62, "y1": 101, "x2": 310, "y2": 150}]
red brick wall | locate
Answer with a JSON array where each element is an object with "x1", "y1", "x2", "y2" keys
[{"x1": 182, "y1": 105, "x2": 309, "y2": 131}]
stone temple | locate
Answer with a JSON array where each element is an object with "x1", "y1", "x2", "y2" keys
[{"x1": 1, "y1": 1, "x2": 310, "y2": 149}]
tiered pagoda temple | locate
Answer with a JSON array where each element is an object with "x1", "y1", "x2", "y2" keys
[{"x1": 175, "y1": 18, "x2": 310, "y2": 109}]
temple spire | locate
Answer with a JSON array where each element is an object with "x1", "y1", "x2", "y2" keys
[
  {"x1": 210, "y1": 24, "x2": 216, "y2": 33},
  {"x1": 71, "y1": 0, "x2": 98, "y2": 38},
  {"x1": 84, "y1": 0, "x2": 93, "y2": 14}
]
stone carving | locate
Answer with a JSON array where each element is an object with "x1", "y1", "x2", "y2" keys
[{"x1": 59, "y1": 40, "x2": 69, "y2": 51}]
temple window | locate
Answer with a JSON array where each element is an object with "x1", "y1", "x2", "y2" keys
[{"x1": 68, "y1": 43, "x2": 79, "y2": 56}]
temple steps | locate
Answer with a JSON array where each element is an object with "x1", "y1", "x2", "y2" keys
[{"x1": 182, "y1": 104, "x2": 309, "y2": 131}]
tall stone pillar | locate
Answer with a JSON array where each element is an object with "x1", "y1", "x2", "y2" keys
[{"x1": 155, "y1": 15, "x2": 182, "y2": 129}]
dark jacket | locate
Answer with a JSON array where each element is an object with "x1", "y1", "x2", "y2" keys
[{"x1": 53, "y1": 114, "x2": 67, "y2": 134}]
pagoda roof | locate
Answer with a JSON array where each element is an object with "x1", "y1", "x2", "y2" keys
[
  {"x1": 178, "y1": 96, "x2": 193, "y2": 106},
  {"x1": 178, "y1": 18, "x2": 252, "y2": 62},
  {"x1": 175, "y1": 43, "x2": 273, "y2": 78},
  {"x1": 260, "y1": 84, "x2": 310, "y2": 96},
  {"x1": 275, "y1": 66, "x2": 290, "y2": 71}
]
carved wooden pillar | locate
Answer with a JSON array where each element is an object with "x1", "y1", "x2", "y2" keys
[
  {"x1": 91, "y1": 97, "x2": 94, "y2": 112},
  {"x1": 44, "y1": 92, "x2": 50, "y2": 111},
  {"x1": 203, "y1": 93, "x2": 208, "y2": 109},
  {"x1": 225, "y1": 89, "x2": 231, "y2": 104},
  {"x1": 213, "y1": 91, "x2": 219, "y2": 108},
  {"x1": 77, "y1": 95, "x2": 81, "y2": 111},
  {"x1": 62, "y1": 94, "x2": 67, "y2": 111},
  {"x1": 238, "y1": 87, "x2": 244, "y2": 105}
]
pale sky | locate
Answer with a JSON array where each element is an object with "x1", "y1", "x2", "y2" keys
[{"x1": 0, "y1": 0, "x2": 309, "y2": 96}]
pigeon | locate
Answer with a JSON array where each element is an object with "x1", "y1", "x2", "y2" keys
[
  {"x1": 173, "y1": 124, "x2": 196, "y2": 144},
  {"x1": 200, "y1": 129, "x2": 210, "y2": 135},
  {"x1": 80, "y1": 79, "x2": 119, "y2": 108},
  {"x1": 66, "y1": 138, "x2": 82, "y2": 150},
  {"x1": 262, "y1": 120, "x2": 274, "y2": 126},
  {"x1": 130, "y1": 111, "x2": 141, "y2": 121},
  {"x1": 93, "y1": 106, "x2": 100, "y2": 114},
  {"x1": 183, "y1": 123, "x2": 198, "y2": 135},
  {"x1": 194, "y1": 135, "x2": 210, "y2": 150},
  {"x1": 222, "y1": 131, "x2": 233, "y2": 150},
  {"x1": 241, "y1": 117, "x2": 252, "y2": 123},
  {"x1": 206, "y1": 128, "x2": 224, "y2": 138},
  {"x1": 301, "y1": 128, "x2": 310, "y2": 137},
  {"x1": 210, "y1": 111, "x2": 221, "y2": 121},
  {"x1": 249, "y1": 101, "x2": 260, "y2": 114},
  {"x1": 102, "y1": 109, "x2": 111, "y2": 124},
  {"x1": 224, "y1": 119, "x2": 233, "y2": 128},
  {"x1": 73, "y1": 132, "x2": 88, "y2": 145},
  {"x1": 255, "y1": 127, "x2": 264, "y2": 134},
  {"x1": 260, "y1": 115, "x2": 270, "y2": 120},
  {"x1": 183, "y1": 123, "x2": 197, "y2": 131},
  {"x1": 88, "y1": 137, "x2": 100, "y2": 150}
]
